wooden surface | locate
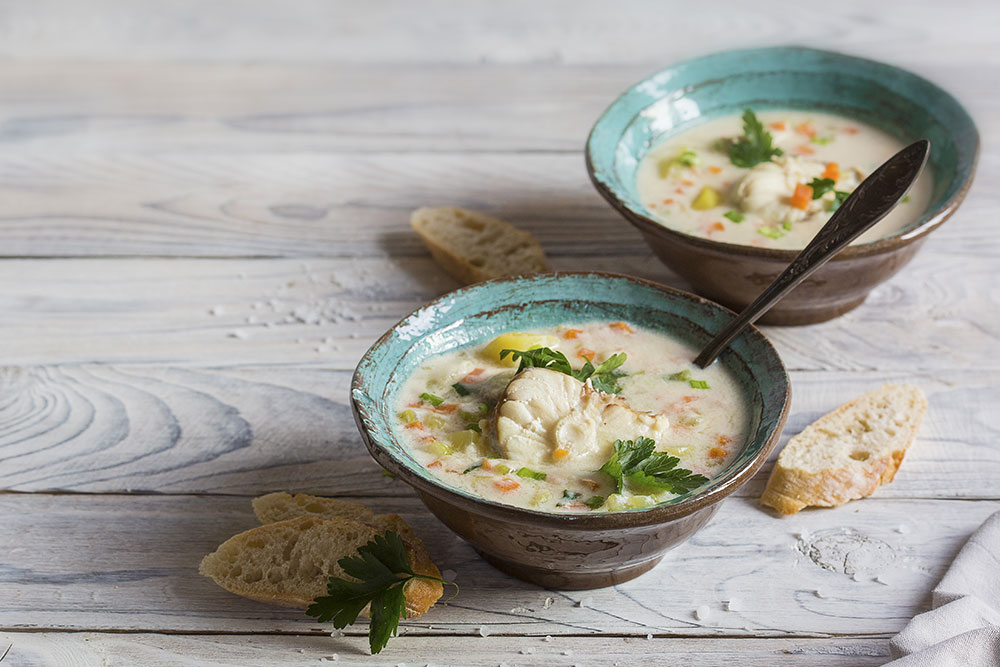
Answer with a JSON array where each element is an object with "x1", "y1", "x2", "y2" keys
[{"x1": 1, "y1": 2, "x2": 997, "y2": 665}]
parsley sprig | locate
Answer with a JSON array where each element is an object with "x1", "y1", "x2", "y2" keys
[
  {"x1": 499, "y1": 347, "x2": 627, "y2": 394},
  {"x1": 727, "y1": 109, "x2": 784, "y2": 168},
  {"x1": 599, "y1": 437, "x2": 708, "y2": 496},
  {"x1": 306, "y1": 531, "x2": 454, "y2": 655}
]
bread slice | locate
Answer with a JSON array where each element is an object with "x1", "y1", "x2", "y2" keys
[
  {"x1": 410, "y1": 206, "x2": 549, "y2": 284},
  {"x1": 252, "y1": 492, "x2": 421, "y2": 553},
  {"x1": 761, "y1": 384, "x2": 928, "y2": 515},
  {"x1": 199, "y1": 515, "x2": 443, "y2": 617}
]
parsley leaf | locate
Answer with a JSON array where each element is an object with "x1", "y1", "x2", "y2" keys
[
  {"x1": 584, "y1": 495, "x2": 606, "y2": 509},
  {"x1": 728, "y1": 109, "x2": 783, "y2": 168},
  {"x1": 807, "y1": 177, "x2": 836, "y2": 200},
  {"x1": 307, "y1": 531, "x2": 453, "y2": 654},
  {"x1": 501, "y1": 347, "x2": 628, "y2": 394},
  {"x1": 599, "y1": 437, "x2": 709, "y2": 497},
  {"x1": 829, "y1": 190, "x2": 850, "y2": 212}
]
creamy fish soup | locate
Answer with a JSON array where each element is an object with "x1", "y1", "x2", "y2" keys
[
  {"x1": 636, "y1": 110, "x2": 934, "y2": 250},
  {"x1": 395, "y1": 322, "x2": 750, "y2": 513}
]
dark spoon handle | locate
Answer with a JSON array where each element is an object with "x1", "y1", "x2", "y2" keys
[{"x1": 693, "y1": 138, "x2": 930, "y2": 369}]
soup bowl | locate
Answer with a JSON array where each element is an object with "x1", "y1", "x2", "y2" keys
[
  {"x1": 352, "y1": 272, "x2": 790, "y2": 589},
  {"x1": 586, "y1": 46, "x2": 979, "y2": 325}
]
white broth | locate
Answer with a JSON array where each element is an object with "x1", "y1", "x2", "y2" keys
[
  {"x1": 395, "y1": 321, "x2": 750, "y2": 513},
  {"x1": 635, "y1": 110, "x2": 934, "y2": 250}
]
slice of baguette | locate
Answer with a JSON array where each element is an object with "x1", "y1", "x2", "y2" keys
[
  {"x1": 761, "y1": 384, "x2": 928, "y2": 515},
  {"x1": 252, "y1": 492, "x2": 421, "y2": 553},
  {"x1": 410, "y1": 206, "x2": 549, "y2": 284},
  {"x1": 199, "y1": 515, "x2": 443, "y2": 617}
]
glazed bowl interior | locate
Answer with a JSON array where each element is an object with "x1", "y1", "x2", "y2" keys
[
  {"x1": 586, "y1": 46, "x2": 979, "y2": 252},
  {"x1": 352, "y1": 272, "x2": 790, "y2": 526}
]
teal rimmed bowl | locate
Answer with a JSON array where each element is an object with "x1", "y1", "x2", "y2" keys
[
  {"x1": 586, "y1": 46, "x2": 979, "y2": 325},
  {"x1": 352, "y1": 272, "x2": 790, "y2": 589}
]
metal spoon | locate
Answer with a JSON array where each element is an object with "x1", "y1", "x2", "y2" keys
[{"x1": 693, "y1": 138, "x2": 930, "y2": 368}]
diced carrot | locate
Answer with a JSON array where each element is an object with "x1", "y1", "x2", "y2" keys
[
  {"x1": 407, "y1": 403, "x2": 422, "y2": 408},
  {"x1": 427, "y1": 459, "x2": 443, "y2": 468},
  {"x1": 419, "y1": 435, "x2": 437, "y2": 444},
  {"x1": 435, "y1": 403, "x2": 459, "y2": 414},
  {"x1": 683, "y1": 395, "x2": 696, "y2": 403},
  {"x1": 609, "y1": 321, "x2": 634, "y2": 334},
  {"x1": 681, "y1": 179, "x2": 695, "y2": 186},
  {"x1": 822, "y1": 162, "x2": 840, "y2": 181},
  {"x1": 708, "y1": 447, "x2": 727, "y2": 459},
  {"x1": 796, "y1": 122, "x2": 816, "y2": 138},
  {"x1": 578, "y1": 348, "x2": 596, "y2": 361},
  {"x1": 795, "y1": 144, "x2": 816, "y2": 155},
  {"x1": 790, "y1": 183, "x2": 813, "y2": 210},
  {"x1": 580, "y1": 479, "x2": 601, "y2": 492},
  {"x1": 494, "y1": 478, "x2": 520, "y2": 493},
  {"x1": 462, "y1": 368, "x2": 486, "y2": 384},
  {"x1": 844, "y1": 126, "x2": 859, "y2": 134},
  {"x1": 404, "y1": 421, "x2": 424, "y2": 430},
  {"x1": 709, "y1": 222, "x2": 725, "y2": 233},
  {"x1": 770, "y1": 121, "x2": 786, "y2": 131},
  {"x1": 480, "y1": 459, "x2": 494, "y2": 471},
  {"x1": 662, "y1": 198, "x2": 675, "y2": 204},
  {"x1": 708, "y1": 166, "x2": 722, "y2": 174},
  {"x1": 552, "y1": 447, "x2": 570, "y2": 462},
  {"x1": 717, "y1": 434, "x2": 733, "y2": 446},
  {"x1": 563, "y1": 328, "x2": 582, "y2": 340},
  {"x1": 674, "y1": 187, "x2": 685, "y2": 194},
  {"x1": 648, "y1": 203, "x2": 657, "y2": 208}
]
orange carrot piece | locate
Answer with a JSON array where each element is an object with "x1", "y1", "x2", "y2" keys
[
  {"x1": 770, "y1": 121, "x2": 786, "y2": 131},
  {"x1": 580, "y1": 479, "x2": 601, "y2": 492},
  {"x1": 681, "y1": 179, "x2": 695, "y2": 186},
  {"x1": 427, "y1": 459, "x2": 443, "y2": 468},
  {"x1": 708, "y1": 166, "x2": 722, "y2": 174},
  {"x1": 683, "y1": 395, "x2": 696, "y2": 403},
  {"x1": 578, "y1": 348, "x2": 596, "y2": 361},
  {"x1": 462, "y1": 368, "x2": 486, "y2": 384},
  {"x1": 717, "y1": 434, "x2": 733, "y2": 447},
  {"x1": 435, "y1": 403, "x2": 459, "y2": 414},
  {"x1": 662, "y1": 198, "x2": 675, "y2": 204},
  {"x1": 552, "y1": 447, "x2": 570, "y2": 462},
  {"x1": 674, "y1": 187, "x2": 685, "y2": 194},
  {"x1": 796, "y1": 122, "x2": 816, "y2": 138},
  {"x1": 822, "y1": 162, "x2": 840, "y2": 181},
  {"x1": 563, "y1": 328, "x2": 582, "y2": 340},
  {"x1": 844, "y1": 126, "x2": 859, "y2": 134},
  {"x1": 709, "y1": 222, "x2": 725, "y2": 233},
  {"x1": 708, "y1": 447, "x2": 727, "y2": 459},
  {"x1": 790, "y1": 183, "x2": 813, "y2": 210},
  {"x1": 480, "y1": 459, "x2": 494, "y2": 471},
  {"x1": 494, "y1": 478, "x2": 520, "y2": 493},
  {"x1": 609, "y1": 321, "x2": 634, "y2": 334},
  {"x1": 404, "y1": 421, "x2": 424, "y2": 430},
  {"x1": 648, "y1": 203, "x2": 657, "y2": 208},
  {"x1": 795, "y1": 144, "x2": 816, "y2": 155}
]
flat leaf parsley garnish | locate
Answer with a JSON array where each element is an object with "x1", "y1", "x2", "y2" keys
[
  {"x1": 499, "y1": 347, "x2": 627, "y2": 394},
  {"x1": 727, "y1": 109, "x2": 784, "y2": 168},
  {"x1": 306, "y1": 530, "x2": 454, "y2": 655},
  {"x1": 807, "y1": 177, "x2": 837, "y2": 200},
  {"x1": 599, "y1": 436, "x2": 709, "y2": 496}
]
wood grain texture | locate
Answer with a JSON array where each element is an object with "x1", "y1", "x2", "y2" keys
[
  {"x1": 0, "y1": 365, "x2": 997, "y2": 498},
  {"x1": 0, "y1": 633, "x2": 890, "y2": 666},
  {"x1": 1, "y1": 493, "x2": 996, "y2": 636},
  {"x1": 1, "y1": 1, "x2": 999, "y2": 67},
  {"x1": 0, "y1": 252, "x2": 997, "y2": 372}
]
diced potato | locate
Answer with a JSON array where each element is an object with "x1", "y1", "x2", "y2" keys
[
  {"x1": 482, "y1": 332, "x2": 560, "y2": 367},
  {"x1": 691, "y1": 186, "x2": 721, "y2": 210},
  {"x1": 664, "y1": 445, "x2": 693, "y2": 456}
]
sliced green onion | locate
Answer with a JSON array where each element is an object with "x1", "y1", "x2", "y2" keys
[
  {"x1": 668, "y1": 370, "x2": 692, "y2": 381},
  {"x1": 689, "y1": 379, "x2": 710, "y2": 389},
  {"x1": 677, "y1": 149, "x2": 700, "y2": 167},
  {"x1": 451, "y1": 383, "x2": 470, "y2": 397},
  {"x1": 781, "y1": 220, "x2": 793, "y2": 231},
  {"x1": 420, "y1": 392, "x2": 444, "y2": 407},
  {"x1": 516, "y1": 467, "x2": 547, "y2": 481},
  {"x1": 466, "y1": 422, "x2": 482, "y2": 433},
  {"x1": 811, "y1": 136, "x2": 833, "y2": 145},
  {"x1": 477, "y1": 403, "x2": 490, "y2": 414},
  {"x1": 463, "y1": 462, "x2": 483, "y2": 474},
  {"x1": 757, "y1": 226, "x2": 784, "y2": 239},
  {"x1": 723, "y1": 210, "x2": 745, "y2": 223}
]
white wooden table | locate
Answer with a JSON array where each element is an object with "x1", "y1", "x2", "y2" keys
[{"x1": 1, "y1": 2, "x2": 997, "y2": 665}]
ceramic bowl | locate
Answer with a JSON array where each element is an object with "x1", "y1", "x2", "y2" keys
[
  {"x1": 352, "y1": 272, "x2": 790, "y2": 589},
  {"x1": 586, "y1": 46, "x2": 979, "y2": 325}
]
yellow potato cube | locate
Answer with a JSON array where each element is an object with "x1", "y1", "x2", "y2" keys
[
  {"x1": 691, "y1": 186, "x2": 721, "y2": 210},
  {"x1": 482, "y1": 332, "x2": 560, "y2": 366}
]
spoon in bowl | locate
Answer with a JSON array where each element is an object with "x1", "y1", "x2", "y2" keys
[{"x1": 693, "y1": 138, "x2": 930, "y2": 368}]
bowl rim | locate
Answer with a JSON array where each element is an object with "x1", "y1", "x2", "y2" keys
[
  {"x1": 351, "y1": 271, "x2": 791, "y2": 530},
  {"x1": 585, "y1": 45, "x2": 980, "y2": 262}
]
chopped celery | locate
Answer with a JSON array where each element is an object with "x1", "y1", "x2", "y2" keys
[
  {"x1": 668, "y1": 369, "x2": 692, "y2": 382},
  {"x1": 516, "y1": 467, "x2": 547, "y2": 481},
  {"x1": 781, "y1": 220, "x2": 793, "y2": 231},
  {"x1": 689, "y1": 380, "x2": 710, "y2": 390},
  {"x1": 493, "y1": 463, "x2": 510, "y2": 475},
  {"x1": 446, "y1": 430, "x2": 480, "y2": 450},
  {"x1": 627, "y1": 495, "x2": 655, "y2": 509},
  {"x1": 397, "y1": 409, "x2": 417, "y2": 424},
  {"x1": 423, "y1": 414, "x2": 445, "y2": 430},
  {"x1": 757, "y1": 226, "x2": 784, "y2": 239},
  {"x1": 419, "y1": 392, "x2": 444, "y2": 407},
  {"x1": 665, "y1": 446, "x2": 693, "y2": 456},
  {"x1": 425, "y1": 440, "x2": 452, "y2": 457},
  {"x1": 604, "y1": 494, "x2": 627, "y2": 511},
  {"x1": 530, "y1": 491, "x2": 551, "y2": 507},
  {"x1": 677, "y1": 149, "x2": 700, "y2": 167},
  {"x1": 723, "y1": 210, "x2": 745, "y2": 223}
]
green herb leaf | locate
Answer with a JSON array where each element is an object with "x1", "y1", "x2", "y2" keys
[
  {"x1": 677, "y1": 149, "x2": 700, "y2": 167},
  {"x1": 599, "y1": 437, "x2": 708, "y2": 499},
  {"x1": 807, "y1": 177, "x2": 836, "y2": 200},
  {"x1": 465, "y1": 422, "x2": 482, "y2": 434},
  {"x1": 901, "y1": 195, "x2": 911, "y2": 204},
  {"x1": 829, "y1": 190, "x2": 850, "y2": 212},
  {"x1": 463, "y1": 462, "x2": 483, "y2": 474},
  {"x1": 757, "y1": 226, "x2": 784, "y2": 239},
  {"x1": 451, "y1": 383, "x2": 470, "y2": 397},
  {"x1": 562, "y1": 490, "x2": 581, "y2": 500},
  {"x1": 811, "y1": 136, "x2": 834, "y2": 145},
  {"x1": 516, "y1": 466, "x2": 547, "y2": 481},
  {"x1": 728, "y1": 109, "x2": 784, "y2": 168},
  {"x1": 688, "y1": 379, "x2": 710, "y2": 390},
  {"x1": 723, "y1": 210, "x2": 745, "y2": 223},
  {"x1": 503, "y1": 347, "x2": 627, "y2": 394},
  {"x1": 584, "y1": 495, "x2": 606, "y2": 510},
  {"x1": 419, "y1": 392, "x2": 444, "y2": 407},
  {"x1": 306, "y1": 531, "x2": 453, "y2": 655}
]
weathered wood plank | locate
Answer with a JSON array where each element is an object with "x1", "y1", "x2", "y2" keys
[
  {"x1": 1, "y1": 493, "x2": 994, "y2": 636},
  {"x1": 0, "y1": 252, "x2": 996, "y2": 372},
  {"x1": 1, "y1": 1, "x2": 998, "y2": 68},
  {"x1": 0, "y1": 365, "x2": 996, "y2": 498},
  {"x1": 0, "y1": 632, "x2": 890, "y2": 666}
]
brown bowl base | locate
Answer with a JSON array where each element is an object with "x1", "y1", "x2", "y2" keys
[{"x1": 476, "y1": 549, "x2": 664, "y2": 590}]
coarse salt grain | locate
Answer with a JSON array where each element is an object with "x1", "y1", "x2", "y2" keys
[
  {"x1": 575, "y1": 596, "x2": 593, "y2": 608},
  {"x1": 646, "y1": 633, "x2": 653, "y2": 640},
  {"x1": 897, "y1": 524, "x2": 911, "y2": 534},
  {"x1": 228, "y1": 329, "x2": 248, "y2": 339},
  {"x1": 875, "y1": 575, "x2": 890, "y2": 586},
  {"x1": 478, "y1": 626, "x2": 490, "y2": 637},
  {"x1": 724, "y1": 598, "x2": 740, "y2": 612},
  {"x1": 815, "y1": 589, "x2": 828, "y2": 599},
  {"x1": 695, "y1": 605, "x2": 711, "y2": 621},
  {"x1": 520, "y1": 648, "x2": 535, "y2": 655},
  {"x1": 562, "y1": 650, "x2": 572, "y2": 656},
  {"x1": 543, "y1": 635, "x2": 553, "y2": 642},
  {"x1": 209, "y1": 306, "x2": 225, "y2": 316},
  {"x1": 543, "y1": 596, "x2": 554, "y2": 609}
]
